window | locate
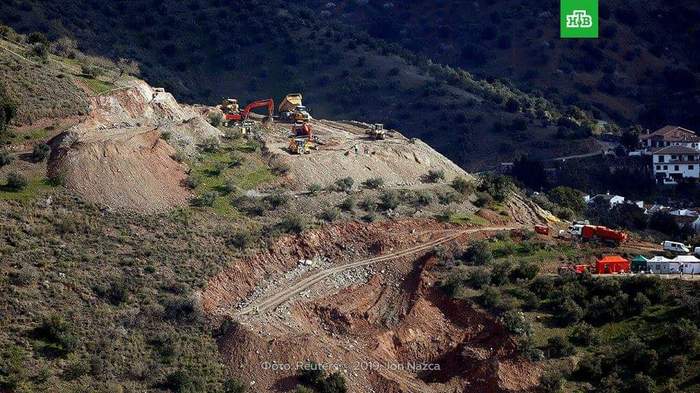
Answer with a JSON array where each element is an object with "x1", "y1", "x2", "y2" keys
[
  {"x1": 672, "y1": 155, "x2": 677, "y2": 160},
  {"x1": 656, "y1": 165, "x2": 661, "y2": 170},
  {"x1": 658, "y1": 155, "x2": 665, "y2": 163},
  {"x1": 675, "y1": 165, "x2": 679, "y2": 171},
  {"x1": 690, "y1": 165, "x2": 695, "y2": 170},
  {"x1": 663, "y1": 165, "x2": 668, "y2": 170}
]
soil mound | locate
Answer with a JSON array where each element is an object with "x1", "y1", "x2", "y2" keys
[{"x1": 48, "y1": 80, "x2": 221, "y2": 212}]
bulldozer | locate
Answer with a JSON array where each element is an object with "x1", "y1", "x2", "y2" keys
[
  {"x1": 279, "y1": 93, "x2": 311, "y2": 122},
  {"x1": 288, "y1": 122, "x2": 316, "y2": 154},
  {"x1": 366, "y1": 123, "x2": 386, "y2": 140}
]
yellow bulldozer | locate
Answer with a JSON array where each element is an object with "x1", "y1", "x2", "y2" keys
[{"x1": 288, "y1": 122, "x2": 316, "y2": 154}]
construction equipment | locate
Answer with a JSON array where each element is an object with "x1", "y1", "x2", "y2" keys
[
  {"x1": 288, "y1": 122, "x2": 316, "y2": 154},
  {"x1": 221, "y1": 98, "x2": 274, "y2": 126},
  {"x1": 534, "y1": 224, "x2": 550, "y2": 235},
  {"x1": 279, "y1": 93, "x2": 311, "y2": 122},
  {"x1": 568, "y1": 224, "x2": 628, "y2": 245},
  {"x1": 366, "y1": 123, "x2": 386, "y2": 140}
]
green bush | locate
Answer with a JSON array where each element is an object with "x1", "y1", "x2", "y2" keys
[
  {"x1": 32, "y1": 143, "x2": 50, "y2": 161},
  {"x1": 467, "y1": 267, "x2": 491, "y2": 289},
  {"x1": 546, "y1": 336, "x2": 576, "y2": 358},
  {"x1": 164, "y1": 370, "x2": 205, "y2": 393},
  {"x1": 233, "y1": 195, "x2": 268, "y2": 216},
  {"x1": 264, "y1": 191, "x2": 289, "y2": 209},
  {"x1": 0, "y1": 150, "x2": 13, "y2": 167},
  {"x1": 450, "y1": 177, "x2": 474, "y2": 194},
  {"x1": 184, "y1": 175, "x2": 200, "y2": 189},
  {"x1": 224, "y1": 379, "x2": 247, "y2": 393},
  {"x1": 334, "y1": 177, "x2": 354, "y2": 192},
  {"x1": 163, "y1": 296, "x2": 201, "y2": 323},
  {"x1": 361, "y1": 177, "x2": 384, "y2": 189},
  {"x1": 569, "y1": 322, "x2": 600, "y2": 346},
  {"x1": 437, "y1": 190, "x2": 461, "y2": 205},
  {"x1": 501, "y1": 310, "x2": 531, "y2": 336},
  {"x1": 227, "y1": 229, "x2": 258, "y2": 250},
  {"x1": 463, "y1": 241, "x2": 492, "y2": 265},
  {"x1": 379, "y1": 190, "x2": 400, "y2": 210},
  {"x1": 474, "y1": 192, "x2": 493, "y2": 207},
  {"x1": 5, "y1": 172, "x2": 27, "y2": 191},
  {"x1": 540, "y1": 369, "x2": 565, "y2": 393},
  {"x1": 319, "y1": 207, "x2": 340, "y2": 222},
  {"x1": 308, "y1": 183, "x2": 322, "y2": 195},
  {"x1": 275, "y1": 214, "x2": 306, "y2": 234},
  {"x1": 33, "y1": 315, "x2": 78, "y2": 356},
  {"x1": 338, "y1": 196, "x2": 355, "y2": 211},
  {"x1": 423, "y1": 169, "x2": 445, "y2": 183},
  {"x1": 191, "y1": 191, "x2": 217, "y2": 207}
]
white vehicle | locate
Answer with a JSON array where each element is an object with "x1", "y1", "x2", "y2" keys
[
  {"x1": 662, "y1": 241, "x2": 690, "y2": 254},
  {"x1": 694, "y1": 247, "x2": 700, "y2": 257},
  {"x1": 567, "y1": 224, "x2": 584, "y2": 237}
]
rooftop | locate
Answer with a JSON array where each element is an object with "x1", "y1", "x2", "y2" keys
[
  {"x1": 642, "y1": 125, "x2": 700, "y2": 142},
  {"x1": 652, "y1": 145, "x2": 700, "y2": 155}
]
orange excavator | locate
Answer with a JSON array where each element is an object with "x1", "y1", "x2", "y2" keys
[{"x1": 222, "y1": 98, "x2": 274, "y2": 126}]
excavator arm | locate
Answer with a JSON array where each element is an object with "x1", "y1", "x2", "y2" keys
[{"x1": 241, "y1": 99, "x2": 274, "y2": 119}]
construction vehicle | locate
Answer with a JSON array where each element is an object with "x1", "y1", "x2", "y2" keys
[
  {"x1": 279, "y1": 93, "x2": 311, "y2": 122},
  {"x1": 288, "y1": 122, "x2": 316, "y2": 154},
  {"x1": 534, "y1": 224, "x2": 549, "y2": 235},
  {"x1": 221, "y1": 98, "x2": 274, "y2": 126},
  {"x1": 366, "y1": 123, "x2": 386, "y2": 140},
  {"x1": 568, "y1": 224, "x2": 628, "y2": 245}
]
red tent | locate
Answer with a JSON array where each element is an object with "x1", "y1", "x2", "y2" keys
[{"x1": 595, "y1": 256, "x2": 630, "y2": 274}]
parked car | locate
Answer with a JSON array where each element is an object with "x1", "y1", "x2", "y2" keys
[{"x1": 662, "y1": 241, "x2": 690, "y2": 254}]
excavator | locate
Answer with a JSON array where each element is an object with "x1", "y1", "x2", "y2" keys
[
  {"x1": 221, "y1": 98, "x2": 274, "y2": 126},
  {"x1": 288, "y1": 122, "x2": 316, "y2": 154}
]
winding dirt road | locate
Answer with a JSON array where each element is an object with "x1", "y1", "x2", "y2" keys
[{"x1": 235, "y1": 225, "x2": 518, "y2": 317}]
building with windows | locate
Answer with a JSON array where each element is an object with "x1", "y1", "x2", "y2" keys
[
  {"x1": 652, "y1": 145, "x2": 700, "y2": 184},
  {"x1": 641, "y1": 125, "x2": 700, "y2": 152}
]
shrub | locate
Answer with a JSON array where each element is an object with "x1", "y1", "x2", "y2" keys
[
  {"x1": 467, "y1": 267, "x2": 491, "y2": 289},
  {"x1": 191, "y1": 191, "x2": 217, "y2": 207},
  {"x1": 546, "y1": 336, "x2": 576, "y2": 358},
  {"x1": 164, "y1": 370, "x2": 204, "y2": 393},
  {"x1": 163, "y1": 296, "x2": 201, "y2": 323},
  {"x1": 276, "y1": 214, "x2": 306, "y2": 234},
  {"x1": 509, "y1": 260, "x2": 539, "y2": 281},
  {"x1": 33, "y1": 315, "x2": 78, "y2": 356},
  {"x1": 8, "y1": 265, "x2": 37, "y2": 286},
  {"x1": 31, "y1": 143, "x2": 50, "y2": 161},
  {"x1": 501, "y1": 310, "x2": 531, "y2": 336},
  {"x1": 0, "y1": 150, "x2": 13, "y2": 167},
  {"x1": 569, "y1": 322, "x2": 600, "y2": 346},
  {"x1": 413, "y1": 190, "x2": 433, "y2": 207},
  {"x1": 632, "y1": 373, "x2": 655, "y2": 393},
  {"x1": 463, "y1": 241, "x2": 492, "y2": 265},
  {"x1": 308, "y1": 183, "x2": 322, "y2": 195},
  {"x1": 224, "y1": 379, "x2": 247, "y2": 393},
  {"x1": 474, "y1": 192, "x2": 493, "y2": 207},
  {"x1": 5, "y1": 172, "x2": 27, "y2": 191},
  {"x1": 199, "y1": 136, "x2": 220, "y2": 152},
  {"x1": 334, "y1": 177, "x2": 354, "y2": 192},
  {"x1": 320, "y1": 372, "x2": 347, "y2": 393},
  {"x1": 379, "y1": 190, "x2": 400, "y2": 210},
  {"x1": 423, "y1": 169, "x2": 445, "y2": 183},
  {"x1": 93, "y1": 280, "x2": 129, "y2": 305},
  {"x1": 437, "y1": 190, "x2": 461, "y2": 205},
  {"x1": 234, "y1": 195, "x2": 268, "y2": 216},
  {"x1": 299, "y1": 362, "x2": 325, "y2": 386},
  {"x1": 319, "y1": 207, "x2": 340, "y2": 222},
  {"x1": 264, "y1": 192, "x2": 289, "y2": 209},
  {"x1": 208, "y1": 111, "x2": 223, "y2": 127},
  {"x1": 540, "y1": 369, "x2": 565, "y2": 393},
  {"x1": 184, "y1": 176, "x2": 200, "y2": 189},
  {"x1": 227, "y1": 229, "x2": 258, "y2": 250},
  {"x1": 450, "y1": 177, "x2": 474, "y2": 194},
  {"x1": 338, "y1": 196, "x2": 355, "y2": 211},
  {"x1": 361, "y1": 177, "x2": 384, "y2": 189},
  {"x1": 81, "y1": 64, "x2": 103, "y2": 79},
  {"x1": 554, "y1": 298, "x2": 584, "y2": 326}
]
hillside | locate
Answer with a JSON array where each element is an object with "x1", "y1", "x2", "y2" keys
[
  {"x1": 311, "y1": 0, "x2": 700, "y2": 132},
  {"x1": 0, "y1": 0, "x2": 609, "y2": 170}
]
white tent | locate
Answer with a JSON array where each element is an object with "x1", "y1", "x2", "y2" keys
[
  {"x1": 647, "y1": 256, "x2": 674, "y2": 274},
  {"x1": 673, "y1": 255, "x2": 700, "y2": 274}
]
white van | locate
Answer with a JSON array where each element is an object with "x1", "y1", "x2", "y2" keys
[
  {"x1": 694, "y1": 247, "x2": 700, "y2": 257},
  {"x1": 662, "y1": 241, "x2": 690, "y2": 254}
]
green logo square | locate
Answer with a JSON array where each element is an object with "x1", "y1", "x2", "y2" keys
[{"x1": 561, "y1": 0, "x2": 598, "y2": 38}]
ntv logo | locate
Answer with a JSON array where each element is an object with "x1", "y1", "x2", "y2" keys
[
  {"x1": 560, "y1": 0, "x2": 598, "y2": 38},
  {"x1": 566, "y1": 10, "x2": 593, "y2": 28}
]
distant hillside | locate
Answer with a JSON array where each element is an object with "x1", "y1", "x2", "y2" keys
[
  {"x1": 0, "y1": 0, "x2": 609, "y2": 170},
  {"x1": 310, "y1": 0, "x2": 700, "y2": 131}
]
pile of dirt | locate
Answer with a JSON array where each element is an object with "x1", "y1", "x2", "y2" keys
[
  {"x1": 263, "y1": 120, "x2": 473, "y2": 191},
  {"x1": 204, "y1": 219, "x2": 541, "y2": 392},
  {"x1": 48, "y1": 80, "x2": 221, "y2": 212}
]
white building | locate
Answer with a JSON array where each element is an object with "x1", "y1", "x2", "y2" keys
[
  {"x1": 652, "y1": 145, "x2": 700, "y2": 185},
  {"x1": 586, "y1": 193, "x2": 625, "y2": 209},
  {"x1": 641, "y1": 125, "x2": 700, "y2": 152}
]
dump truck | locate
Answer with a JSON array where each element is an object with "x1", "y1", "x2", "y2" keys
[
  {"x1": 366, "y1": 123, "x2": 386, "y2": 140},
  {"x1": 568, "y1": 224, "x2": 628, "y2": 245},
  {"x1": 279, "y1": 93, "x2": 310, "y2": 122}
]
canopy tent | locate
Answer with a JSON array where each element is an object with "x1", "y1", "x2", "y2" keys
[
  {"x1": 596, "y1": 256, "x2": 630, "y2": 274},
  {"x1": 631, "y1": 255, "x2": 648, "y2": 272}
]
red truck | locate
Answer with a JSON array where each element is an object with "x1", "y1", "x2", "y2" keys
[{"x1": 569, "y1": 224, "x2": 628, "y2": 245}]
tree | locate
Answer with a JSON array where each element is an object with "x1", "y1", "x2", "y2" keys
[
  {"x1": 5, "y1": 172, "x2": 27, "y2": 191},
  {"x1": 620, "y1": 127, "x2": 641, "y2": 150},
  {"x1": 547, "y1": 186, "x2": 586, "y2": 214},
  {"x1": 512, "y1": 156, "x2": 547, "y2": 190},
  {"x1": 450, "y1": 176, "x2": 473, "y2": 194},
  {"x1": 463, "y1": 241, "x2": 492, "y2": 265},
  {"x1": 546, "y1": 336, "x2": 576, "y2": 358}
]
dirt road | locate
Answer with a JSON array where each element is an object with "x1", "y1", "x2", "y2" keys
[{"x1": 235, "y1": 225, "x2": 517, "y2": 317}]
